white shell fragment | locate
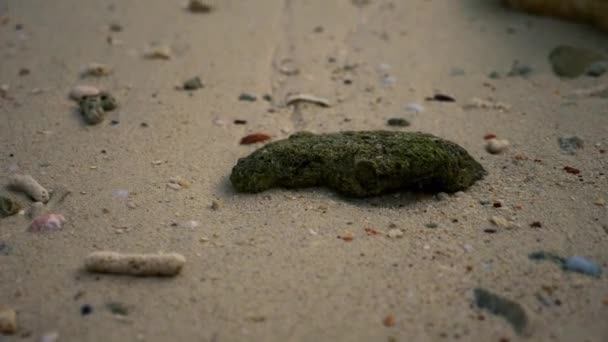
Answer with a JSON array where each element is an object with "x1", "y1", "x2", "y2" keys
[
  {"x1": 69, "y1": 85, "x2": 101, "y2": 101},
  {"x1": 8, "y1": 174, "x2": 50, "y2": 203},
  {"x1": 285, "y1": 93, "x2": 331, "y2": 107},
  {"x1": 85, "y1": 251, "x2": 186, "y2": 277}
]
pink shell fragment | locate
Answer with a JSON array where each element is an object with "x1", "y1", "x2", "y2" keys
[{"x1": 29, "y1": 213, "x2": 66, "y2": 232}]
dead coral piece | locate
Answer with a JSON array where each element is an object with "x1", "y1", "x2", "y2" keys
[
  {"x1": 182, "y1": 76, "x2": 203, "y2": 90},
  {"x1": 285, "y1": 93, "x2": 331, "y2": 107},
  {"x1": 85, "y1": 251, "x2": 186, "y2": 277},
  {"x1": 8, "y1": 174, "x2": 49, "y2": 203},
  {"x1": 231, "y1": 131, "x2": 486, "y2": 197}
]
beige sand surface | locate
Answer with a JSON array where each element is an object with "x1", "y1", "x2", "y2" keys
[{"x1": 1, "y1": 0, "x2": 607, "y2": 341}]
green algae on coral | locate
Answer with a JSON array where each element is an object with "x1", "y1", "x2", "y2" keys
[
  {"x1": 230, "y1": 131, "x2": 486, "y2": 197},
  {"x1": 0, "y1": 195, "x2": 21, "y2": 218},
  {"x1": 79, "y1": 92, "x2": 117, "y2": 125}
]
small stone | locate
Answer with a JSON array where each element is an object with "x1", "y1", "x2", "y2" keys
[
  {"x1": 386, "y1": 118, "x2": 410, "y2": 127},
  {"x1": 80, "y1": 304, "x2": 93, "y2": 316},
  {"x1": 490, "y1": 215, "x2": 509, "y2": 228},
  {"x1": 144, "y1": 45, "x2": 171, "y2": 60},
  {"x1": 387, "y1": 228, "x2": 404, "y2": 238},
  {"x1": 109, "y1": 22, "x2": 122, "y2": 32},
  {"x1": 0, "y1": 306, "x2": 17, "y2": 335},
  {"x1": 436, "y1": 192, "x2": 450, "y2": 201},
  {"x1": 126, "y1": 201, "x2": 137, "y2": 209},
  {"x1": 426, "y1": 94, "x2": 455, "y2": 102},
  {"x1": 558, "y1": 136, "x2": 584, "y2": 155},
  {"x1": 81, "y1": 63, "x2": 112, "y2": 78},
  {"x1": 454, "y1": 191, "x2": 465, "y2": 198},
  {"x1": 210, "y1": 200, "x2": 220, "y2": 210},
  {"x1": 238, "y1": 93, "x2": 257, "y2": 102},
  {"x1": 182, "y1": 76, "x2": 203, "y2": 90},
  {"x1": 167, "y1": 182, "x2": 181, "y2": 190},
  {"x1": 383, "y1": 315, "x2": 396, "y2": 327},
  {"x1": 507, "y1": 60, "x2": 532, "y2": 77},
  {"x1": 188, "y1": 0, "x2": 213, "y2": 13},
  {"x1": 403, "y1": 103, "x2": 424, "y2": 113},
  {"x1": 488, "y1": 71, "x2": 501, "y2": 79},
  {"x1": 168, "y1": 176, "x2": 190, "y2": 189},
  {"x1": 594, "y1": 199, "x2": 606, "y2": 206},
  {"x1": 586, "y1": 61, "x2": 608, "y2": 77},
  {"x1": 486, "y1": 139, "x2": 509, "y2": 154},
  {"x1": 425, "y1": 223, "x2": 438, "y2": 229},
  {"x1": 106, "y1": 302, "x2": 129, "y2": 316}
]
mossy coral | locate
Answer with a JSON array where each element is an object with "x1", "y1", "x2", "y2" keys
[{"x1": 230, "y1": 131, "x2": 486, "y2": 197}]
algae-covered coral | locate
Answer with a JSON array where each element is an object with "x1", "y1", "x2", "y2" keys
[{"x1": 230, "y1": 131, "x2": 486, "y2": 197}]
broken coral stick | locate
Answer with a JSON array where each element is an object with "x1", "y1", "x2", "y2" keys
[
  {"x1": 85, "y1": 251, "x2": 186, "y2": 277},
  {"x1": 8, "y1": 174, "x2": 50, "y2": 203}
]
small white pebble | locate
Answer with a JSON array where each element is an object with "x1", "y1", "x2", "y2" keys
[
  {"x1": 486, "y1": 138, "x2": 509, "y2": 154},
  {"x1": 403, "y1": 103, "x2": 424, "y2": 113},
  {"x1": 112, "y1": 189, "x2": 129, "y2": 198},
  {"x1": 126, "y1": 201, "x2": 137, "y2": 209},
  {"x1": 387, "y1": 228, "x2": 404, "y2": 238},
  {"x1": 182, "y1": 220, "x2": 200, "y2": 229}
]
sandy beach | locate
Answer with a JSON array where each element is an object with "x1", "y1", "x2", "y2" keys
[{"x1": 1, "y1": 0, "x2": 607, "y2": 341}]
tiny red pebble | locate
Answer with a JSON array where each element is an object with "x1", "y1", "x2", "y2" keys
[
  {"x1": 240, "y1": 133, "x2": 271, "y2": 145},
  {"x1": 339, "y1": 234, "x2": 354, "y2": 242},
  {"x1": 364, "y1": 227, "x2": 381, "y2": 236},
  {"x1": 563, "y1": 166, "x2": 581, "y2": 175},
  {"x1": 530, "y1": 221, "x2": 542, "y2": 228},
  {"x1": 383, "y1": 315, "x2": 396, "y2": 327},
  {"x1": 484, "y1": 133, "x2": 496, "y2": 140}
]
